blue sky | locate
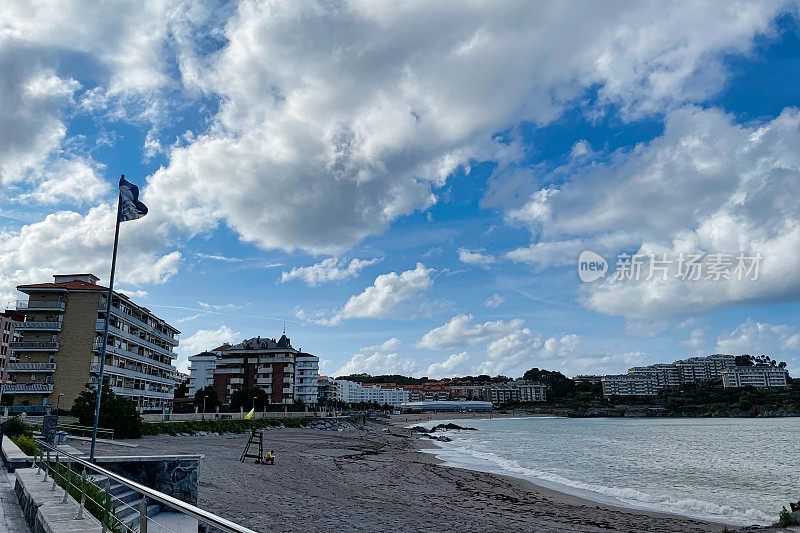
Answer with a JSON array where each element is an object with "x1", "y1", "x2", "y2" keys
[{"x1": 1, "y1": 1, "x2": 799, "y2": 378}]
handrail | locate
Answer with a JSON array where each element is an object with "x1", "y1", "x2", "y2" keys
[{"x1": 34, "y1": 438, "x2": 257, "y2": 533}]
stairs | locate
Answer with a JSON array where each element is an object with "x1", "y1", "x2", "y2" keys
[{"x1": 89, "y1": 475, "x2": 162, "y2": 532}]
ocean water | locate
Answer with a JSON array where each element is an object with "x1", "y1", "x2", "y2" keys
[{"x1": 417, "y1": 416, "x2": 799, "y2": 526}]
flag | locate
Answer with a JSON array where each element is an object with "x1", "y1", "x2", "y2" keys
[
  {"x1": 118, "y1": 175, "x2": 148, "y2": 222},
  {"x1": 244, "y1": 407, "x2": 255, "y2": 420}
]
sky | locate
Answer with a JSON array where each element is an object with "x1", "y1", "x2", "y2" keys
[{"x1": 1, "y1": 1, "x2": 800, "y2": 379}]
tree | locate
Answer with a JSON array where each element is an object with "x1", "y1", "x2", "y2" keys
[
  {"x1": 194, "y1": 386, "x2": 220, "y2": 411},
  {"x1": 174, "y1": 381, "x2": 189, "y2": 399},
  {"x1": 72, "y1": 383, "x2": 142, "y2": 439},
  {"x1": 230, "y1": 387, "x2": 268, "y2": 411},
  {"x1": 523, "y1": 368, "x2": 576, "y2": 402}
]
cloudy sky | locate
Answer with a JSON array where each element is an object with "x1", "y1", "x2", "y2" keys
[{"x1": 2, "y1": 0, "x2": 800, "y2": 378}]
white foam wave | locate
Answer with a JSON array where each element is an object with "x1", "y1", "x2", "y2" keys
[{"x1": 429, "y1": 441, "x2": 772, "y2": 526}]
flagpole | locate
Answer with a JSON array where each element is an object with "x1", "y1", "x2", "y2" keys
[{"x1": 90, "y1": 177, "x2": 123, "y2": 462}]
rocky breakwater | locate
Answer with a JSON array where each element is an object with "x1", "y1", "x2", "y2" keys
[
  {"x1": 409, "y1": 423, "x2": 477, "y2": 442},
  {"x1": 306, "y1": 418, "x2": 364, "y2": 431}
]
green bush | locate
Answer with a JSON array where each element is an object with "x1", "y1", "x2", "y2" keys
[
  {"x1": 2, "y1": 417, "x2": 32, "y2": 438},
  {"x1": 140, "y1": 417, "x2": 307, "y2": 437},
  {"x1": 71, "y1": 383, "x2": 142, "y2": 439},
  {"x1": 11, "y1": 435, "x2": 39, "y2": 456}
]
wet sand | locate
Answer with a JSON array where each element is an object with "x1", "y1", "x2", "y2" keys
[{"x1": 76, "y1": 420, "x2": 769, "y2": 533}]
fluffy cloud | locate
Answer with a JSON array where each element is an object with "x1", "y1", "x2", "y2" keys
[
  {"x1": 280, "y1": 257, "x2": 381, "y2": 286},
  {"x1": 0, "y1": 204, "x2": 181, "y2": 305},
  {"x1": 299, "y1": 263, "x2": 433, "y2": 325},
  {"x1": 333, "y1": 338, "x2": 420, "y2": 377},
  {"x1": 425, "y1": 352, "x2": 471, "y2": 379},
  {"x1": 416, "y1": 313, "x2": 524, "y2": 350},
  {"x1": 173, "y1": 324, "x2": 240, "y2": 372},
  {"x1": 715, "y1": 319, "x2": 800, "y2": 356},
  {"x1": 457, "y1": 248, "x2": 496, "y2": 267},
  {"x1": 503, "y1": 106, "x2": 800, "y2": 318},
  {"x1": 476, "y1": 330, "x2": 581, "y2": 376},
  {"x1": 143, "y1": 0, "x2": 790, "y2": 254}
]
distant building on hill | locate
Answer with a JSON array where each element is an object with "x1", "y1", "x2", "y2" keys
[
  {"x1": 400, "y1": 400, "x2": 493, "y2": 412},
  {"x1": 721, "y1": 366, "x2": 789, "y2": 389},
  {"x1": 333, "y1": 379, "x2": 409, "y2": 407},
  {"x1": 602, "y1": 354, "x2": 737, "y2": 397},
  {"x1": 448, "y1": 380, "x2": 545, "y2": 404},
  {"x1": 572, "y1": 374, "x2": 604, "y2": 385}
]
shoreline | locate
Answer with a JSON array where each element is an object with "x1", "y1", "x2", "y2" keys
[
  {"x1": 390, "y1": 412, "x2": 779, "y2": 528},
  {"x1": 71, "y1": 419, "x2": 772, "y2": 532}
]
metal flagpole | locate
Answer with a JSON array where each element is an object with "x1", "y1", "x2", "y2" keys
[{"x1": 90, "y1": 181, "x2": 123, "y2": 462}]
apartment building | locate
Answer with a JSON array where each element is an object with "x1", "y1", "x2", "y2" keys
[
  {"x1": 627, "y1": 364, "x2": 682, "y2": 389},
  {"x1": 0, "y1": 310, "x2": 23, "y2": 387},
  {"x1": 675, "y1": 354, "x2": 736, "y2": 383},
  {"x1": 721, "y1": 366, "x2": 789, "y2": 389},
  {"x1": 295, "y1": 352, "x2": 320, "y2": 405},
  {"x1": 333, "y1": 380, "x2": 409, "y2": 407},
  {"x1": 601, "y1": 374, "x2": 659, "y2": 397},
  {"x1": 211, "y1": 335, "x2": 319, "y2": 406},
  {"x1": 187, "y1": 351, "x2": 217, "y2": 396},
  {"x1": 8, "y1": 274, "x2": 180, "y2": 412}
]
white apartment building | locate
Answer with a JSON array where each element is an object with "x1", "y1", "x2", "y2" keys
[
  {"x1": 294, "y1": 352, "x2": 320, "y2": 406},
  {"x1": 187, "y1": 352, "x2": 217, "y2": 396},
  {"x1": 628, "y1": 364, "x2": 682, "y2": 389},
  {"x1": 721, "y1": 366, "x2": 789, "y2": 389},
  {"x1": 333, "y1": 379, "x2": 409, "y2": 407},
  {"x1": 674, "y1": 354, "x2": 735, "y2": 383},
  {"x1": 601, "y1": 374, "x2": 658, "y2": 396}
]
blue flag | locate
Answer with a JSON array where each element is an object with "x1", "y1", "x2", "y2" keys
[{"x1": 118, "y1": 175, "x2": 148, "y2": 222}]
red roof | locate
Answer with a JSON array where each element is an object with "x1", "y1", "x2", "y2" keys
[{"x1": 17, "y1": 280, "x2": 109, "y2": 292}]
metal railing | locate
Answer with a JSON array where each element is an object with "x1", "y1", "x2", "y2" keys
[
  {"x1": 5, "y1": 362, "x2": 57, "y2": 373},
  {"x1": 9, "y1": 341, "x2": 59, "y2": 351},
  {"x1": 12, "y1": 320, "x2": 62, "y2": 330},
  {"x1": 16, "y1": 300, "x2": 65, "y2": 310},
  {"x1": 32, "y1": 438, "x2": 257, "y2": 533}
]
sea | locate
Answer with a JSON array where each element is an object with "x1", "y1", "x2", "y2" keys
[{"x1": 417, "y1": 416, "x2": 799, "y2": 526}]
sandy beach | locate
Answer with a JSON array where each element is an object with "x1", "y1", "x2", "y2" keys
[{"x1": 75, "y1": 418, "x2": 769, "y2": 533}]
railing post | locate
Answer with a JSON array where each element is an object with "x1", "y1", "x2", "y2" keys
[
  {"x1": 139, "y1": 497, "x2": 148, "y2": 533},
  {"x1": 43, "y1": 450, "x2": 49, "y2": 482},
  {"x1": 75, "y1": 467, "x2": 86, "y2": 520},
  {"x1": 51, "y1": 452, "x2": 59, "y2": 491},
  {"x1": 102, "y1": 477, "x2": 111, "y2": 532}
]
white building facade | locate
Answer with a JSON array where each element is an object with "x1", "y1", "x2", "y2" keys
[
  {"x1": 333, "y1": 379, "x2": 409, "y2": 407},
  {"x1": 294, "y1": 352, "x2": 320, "y2": 406},
  {"x1": 602, "y1": 374, "x2": 658, "y2": 396},
  {"x1": 187, "y1": 352, "x2": 217, "y2": 396},
  {"x1": 721, "y1": 366, "x2": 789, "y2": 389}
]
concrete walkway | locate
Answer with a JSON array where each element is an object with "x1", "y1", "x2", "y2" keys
[{"x1": 0, "y1": 466, "x2": 27, "y2": 532}]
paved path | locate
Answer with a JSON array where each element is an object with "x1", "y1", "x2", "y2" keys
[{"x1": 0, "y1": 467, "x2": 28, "y2": 532}]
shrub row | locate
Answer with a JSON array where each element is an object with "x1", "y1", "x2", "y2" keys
[{"x1": 140, "y1": 417, "x2": 308, "y2": 436}]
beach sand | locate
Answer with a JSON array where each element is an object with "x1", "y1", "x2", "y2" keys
[{"x1": 75, "y1": 419, "x2": 769, "y2": 533}]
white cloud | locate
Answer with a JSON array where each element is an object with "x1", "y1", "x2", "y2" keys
[
  {"x1": 457, "y1": 248, "x2": 496, "y2": 267},
  {"x1": 19, "y1": 158, "x2": 110, "y2": 205},
  {"x1": 281, "y1": 257, "x2": 382, "y2": 286},
  {"x1": 174, "y1": 324, "x2": 240, "y2": 372},
  {"x1": 425, "y1": 352, "x2": 470, "y2": 379},
  {"x1": 416, "y1": 313, "x2": 524, "y2": 350},
  {"x1": 333, "y1": 337, "x2": 420, "y2": 377},
  {"x1": 499, "y1": 106, "x2": 800, "y2": 318},
  {"x1": 300, "y1": 263, "x2": 433, "y2": 325},
  {"x1": 476, "y1": 330, "x2": 581, "y2": 377},
  {"x1": 484, "y1": 294, "x2": 504, "y2": 308},
  {"x1": 715, "y1": 319, "x2": 799, "y2": 356},
  {"x1": 0, "y1": 204, "x2": 181, "y2": 305},
  {"x1": 143, "y1": 0, "x2": 789, "y2": 254}
]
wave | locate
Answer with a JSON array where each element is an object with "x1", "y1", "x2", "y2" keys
[{"x1": 426, "y1": 441, "x2": 773, "y2": 526}]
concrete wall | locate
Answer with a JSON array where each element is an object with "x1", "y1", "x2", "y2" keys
[
  {"x1": 97, "y1": 455, "x2": 201, "y2": 506},
  {"x1": 54, "y1": 291, "x2": 101, "y2": 410}
]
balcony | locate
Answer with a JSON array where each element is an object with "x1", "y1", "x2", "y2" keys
[
  {"x1": 91, "y1": 343, "x2": 175, "y2": 371},
  {"x1": 12, "y1": 320, "x2": 62, "y2": 331},
  {"x1": 90, "y1": 363, "x2": 175, "y2": 385},
  {"x1": 6, "y1": 362, "x2": 57, "y2": 373},
  {"x1": 111, "y1": 386, "x2": 173, "y2": 399},
  {"x1": 9, "y1": 341, "x2": 59, "y2": 352},
  {"x1": 96, "y1": 320, "x2": 175, "y2": 358},
  {"x1": 100, "y1": 303, "x2": 180, "y2": 346},
  {"x1": 1, "y1": 383, "x2": 53, "y2": 394},
  {"x1": 16, "y1": 300, "x2": 64, "y2": 311}
]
